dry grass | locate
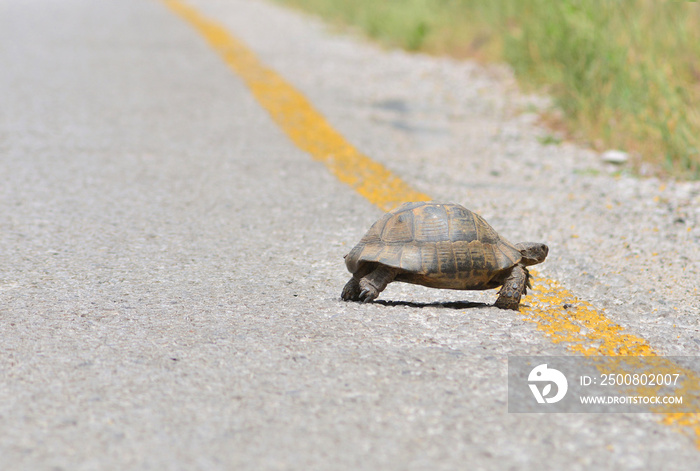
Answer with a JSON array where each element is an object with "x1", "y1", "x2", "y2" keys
[{"x1": 274, "y1": 0, "x2": 700, "y2": 179}]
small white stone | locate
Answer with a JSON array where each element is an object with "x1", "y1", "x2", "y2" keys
[{"x1": 601, "y1": 149, "x2": 629, "y2": 164}]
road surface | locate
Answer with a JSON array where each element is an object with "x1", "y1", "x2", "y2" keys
[{"x1": 1, "y1": 0, "x2": 699, "y2": 469}]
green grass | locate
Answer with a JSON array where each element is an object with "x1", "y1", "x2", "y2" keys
[{"x1": 273, "y1": 0, "x2": 700, "y2": 179}]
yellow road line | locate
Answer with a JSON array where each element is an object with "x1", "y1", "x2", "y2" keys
[
  {"x1": 524, "y1": 277, "x2": 700, "y2": 444},
  {"x1": 162, "y1": 0, "x2": 429, "y2": 212},
  {"x1": 161, "y1": 0, "x2": 700, "y2": 446},
  {"x1": 523, "y1": 275, "x2": 654, "y2": 356}
]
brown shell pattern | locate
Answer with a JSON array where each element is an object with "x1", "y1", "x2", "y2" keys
[{"x1": 345, "y1": 202, "x2": 522, "y2": 289}]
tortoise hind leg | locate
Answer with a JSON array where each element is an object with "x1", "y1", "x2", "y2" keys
[
  {"x1": 341, "y1": 263, "x2": 374, "y2": 301},
  {"x1": 359, "y1": 265, "x2": 398, "y2": 303},
  {"x1": 341, "y1": 265, "x2": 398, "y2": 303},
  {"x1": 341, "y1": 277, "x2": 362, "y2": 301},
  {"x1": 494, "y1": 265, "x2": 529, "y2": 311}
]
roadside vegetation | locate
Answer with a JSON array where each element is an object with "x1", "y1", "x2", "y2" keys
[{"x1": 274, "y1": 0, "x2": 700, "y2": 179}]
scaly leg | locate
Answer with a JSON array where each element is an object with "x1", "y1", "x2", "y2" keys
[
  {"x1": 341, "y1": 277, "x2": 362, "y2": 301},
  {"x1": 494, "y1": 265, "x2": 529, "y2": 311},
  {"x1": 357, "y1": 265, "x2": 397, "y2": 302}
]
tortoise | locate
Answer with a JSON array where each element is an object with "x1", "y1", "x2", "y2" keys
[{"x1": 341, "y1": 202, "x2": 548, "y2": 310}]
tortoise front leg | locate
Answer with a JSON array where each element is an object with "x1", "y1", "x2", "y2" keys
[{"x1": 494, "y1": 265, "x2": 529, "y2": 311}]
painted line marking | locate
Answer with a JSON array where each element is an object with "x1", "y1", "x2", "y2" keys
[
  {"x1": 161, "y1": 0, "x2": 429, "y2": 212},
  {"x1": 161, "y1": 0, "x2": 700, "y2": 446}
]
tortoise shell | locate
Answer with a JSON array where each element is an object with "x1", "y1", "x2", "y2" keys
[{"x1": 344, "y1": 202, "x2": 522, "y2": 290}]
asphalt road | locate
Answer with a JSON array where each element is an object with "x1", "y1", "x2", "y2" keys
[{"x1": 1, "y1": 0, "x2": 699, "y2": 470}]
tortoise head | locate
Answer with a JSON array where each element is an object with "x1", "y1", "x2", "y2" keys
[{"x1": 514, "y1": 242, "x2": 548, "y2": 266}]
